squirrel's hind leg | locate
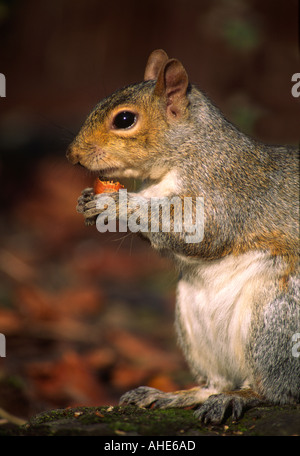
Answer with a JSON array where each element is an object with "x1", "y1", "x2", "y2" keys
[{"x1": 119, "y1": 385, "x2": 218, "y2": 409}]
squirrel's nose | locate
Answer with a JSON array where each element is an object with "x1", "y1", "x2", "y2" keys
[{"x1": 66, "y1": 144, "x2": 79, "y2": 165}]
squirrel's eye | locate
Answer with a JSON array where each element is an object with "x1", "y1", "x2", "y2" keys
[{"x1": 113, "y1": 111, "x2": 137, "y2": 129}]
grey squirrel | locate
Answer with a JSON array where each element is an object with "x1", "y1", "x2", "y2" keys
[{"x1": 67, "y1": 49, "x2": 300, "y2": 424}]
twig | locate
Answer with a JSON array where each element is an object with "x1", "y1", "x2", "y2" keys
[{"x1": 0, "y1": 407, "x2": 27, "y2": 426}]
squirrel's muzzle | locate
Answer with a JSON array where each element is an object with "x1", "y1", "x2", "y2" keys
[{"x1": 66, "y1": 143, "x2": 80, "y2": 165}]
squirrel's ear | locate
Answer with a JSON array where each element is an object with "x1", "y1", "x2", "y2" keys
[
  {"x1": 144, "y1": 49, "x2": 169, "y2": 81},
  {"x1": 154, "y1": 59, "x2": 189, "y2": 118}
]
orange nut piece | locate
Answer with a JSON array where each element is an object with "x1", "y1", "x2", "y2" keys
[{"x1": 93, "y1": 178, "x2": 124, "y2": 194}]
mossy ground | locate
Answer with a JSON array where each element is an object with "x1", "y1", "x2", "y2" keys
[{"x1": 1, "y1": 404, "x2": 299, "y2": 436}]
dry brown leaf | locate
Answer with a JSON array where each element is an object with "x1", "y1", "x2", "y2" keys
[
  {"x1": 146, "y1": 374, "x2": 179, "y2": 392},
  {"x1": 26, "y1": 350, "x2": 111, "y2": 406}
]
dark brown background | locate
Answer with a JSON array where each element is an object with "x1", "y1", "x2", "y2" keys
[{"x1": 0, "y1": 0, "x2": 299, "y2": 420}]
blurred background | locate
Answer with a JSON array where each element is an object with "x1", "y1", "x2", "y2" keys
[{"x1": 0, "y1": 0, "x2": 299, "y2": 420}]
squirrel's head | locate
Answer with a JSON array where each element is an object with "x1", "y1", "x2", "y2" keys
[{"x1": 67, "y1": 49, "x2": 190, "y2": 180}]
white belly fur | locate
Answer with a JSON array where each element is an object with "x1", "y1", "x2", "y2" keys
[{"x1": 175, "y1": 250, "x2": 280, "y2": 391}]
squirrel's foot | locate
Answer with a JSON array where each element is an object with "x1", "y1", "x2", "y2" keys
[
  {"x1": 119, "y1": 385, "x2": 217, "y2": 410},
  {"x1": 120, "y1": 386, "x2": 175, "y2": 409},
  {"x1": 194, "y1": 392, "x2": 263, "y2": 425},
  {"x1": 120, "y1": 386, "x2": 262, "y2": 424}
]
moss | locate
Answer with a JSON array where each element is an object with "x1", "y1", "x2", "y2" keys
[
  {"x1": 23, "y1": 405, "x2": 203, "y2": 436},
  {"x1": 1, "y1": 404, "x2": 299, "y2": 436}
]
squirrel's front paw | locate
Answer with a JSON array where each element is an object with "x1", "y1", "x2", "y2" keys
[
  {"x1": 76, "y1": 188, "x2": 105, "y2": 226},
  {"x1": 76, "y1": 188, "x2": 94, "y2": 212}
]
